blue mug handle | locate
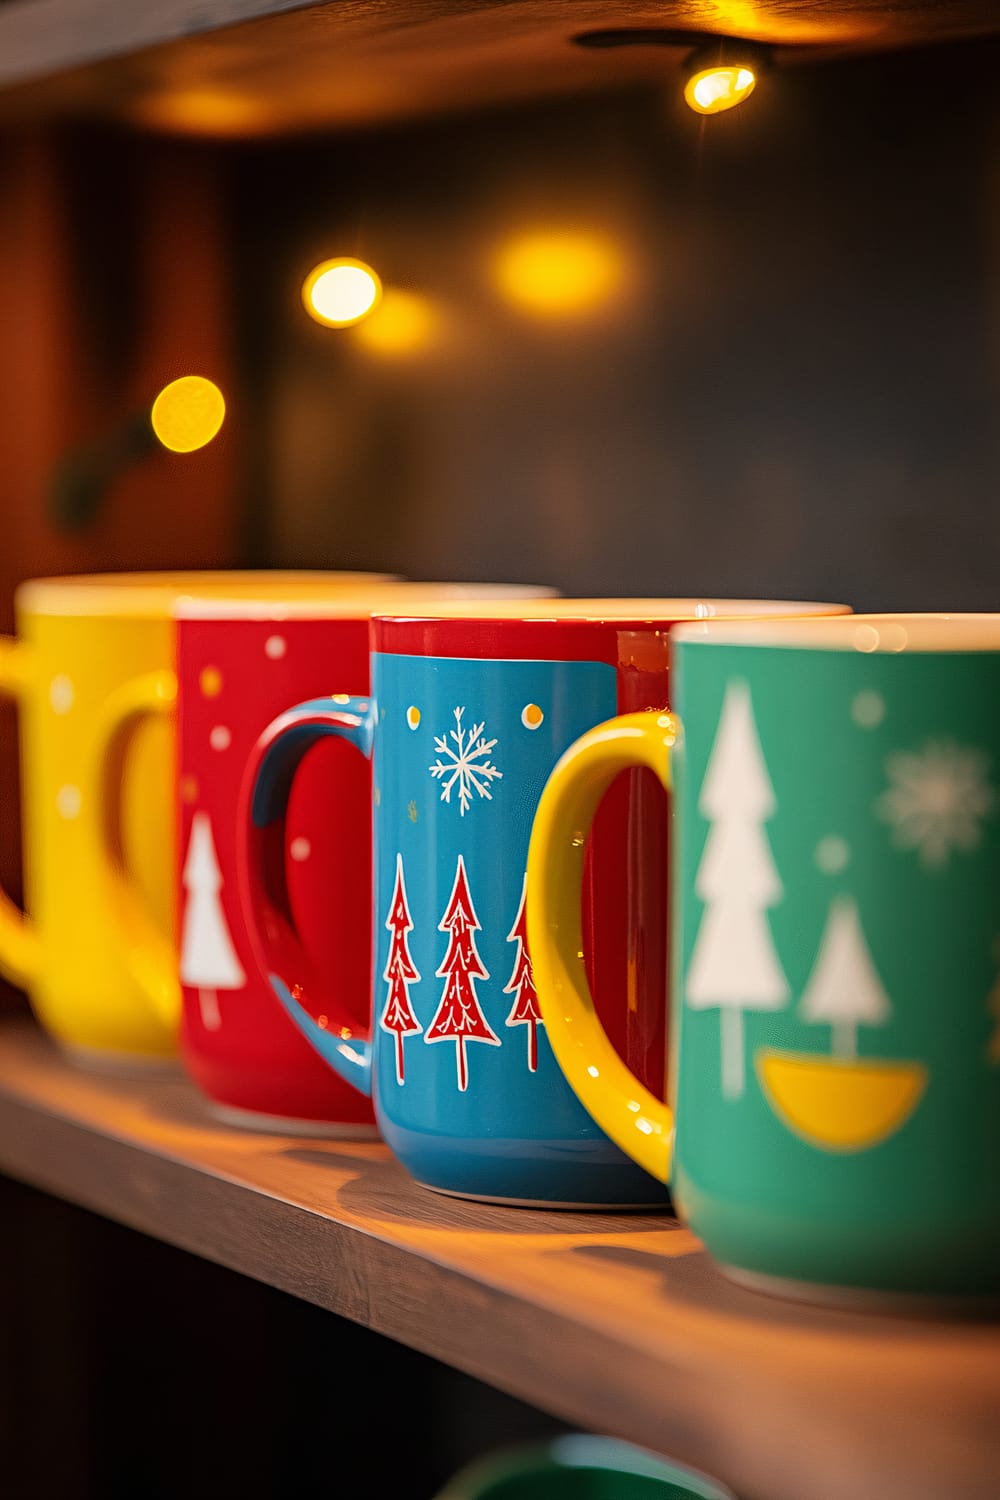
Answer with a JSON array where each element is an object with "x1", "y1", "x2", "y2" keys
[{"x1": 237, "y1": 695, "x2": 376, "y2": 1097}]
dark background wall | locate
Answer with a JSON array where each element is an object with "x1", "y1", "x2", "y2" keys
[{"x1": 234, "y1": 34, "x2": 1000, "y2": 608}]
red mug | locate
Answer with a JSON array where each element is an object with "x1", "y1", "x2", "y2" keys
[{"x1": 176, "y1": 584, "x2": 554, "y2": 1131}]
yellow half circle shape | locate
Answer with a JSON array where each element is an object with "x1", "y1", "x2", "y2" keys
[{"x1": 756, "y1": 1050, "x2": 928, "y2": 1153}]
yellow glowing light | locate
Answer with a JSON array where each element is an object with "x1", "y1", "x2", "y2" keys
[
  {"x1": 131, "y1": 90, "x2": 271, "y2": 137},
  {"x1": 302, "y1": 259, "x2": 382, "y2": 327},
  {"x1": 151, "y1": 376, "x2": 226, "y2": 453},
  {"x1": 494, "y1": 230, "x2": 626, "y2": 318},
  {"x1": 684, "y1": 65, "x2": 757, "y2": 115},
  {"x1": 354, "y1": 290, "x2": 437, "y2": 355}
]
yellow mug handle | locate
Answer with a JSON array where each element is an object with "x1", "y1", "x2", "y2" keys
[
  {"x1": 89, "y1": 669, "x2": 181, "y2": 1033},
  {"x1": 527, "y1": 710, "x2": 679, "y2": 1185},
  {"x1": 0, "y1": 638, "x2": 42, "y2": 988}
]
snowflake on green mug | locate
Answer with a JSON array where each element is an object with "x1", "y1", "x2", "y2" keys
[{"x1": 876, "y1": 739, "x2": 995, "y2": 869}]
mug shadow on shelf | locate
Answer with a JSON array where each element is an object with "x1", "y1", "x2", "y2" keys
[
  {"x1": 281, "y1": 1141, "x2": 678, "y2": 1240},
  {"x1": 569, "y1": 1243, "x2": 1000, "y2": 1333}
]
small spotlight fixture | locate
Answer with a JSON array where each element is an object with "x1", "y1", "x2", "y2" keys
[
  {"x1": 572, "y1": 30, "x2": 771, "y2": 117},
  {"x1": 683, "y1": 42, "x2": 765, "y2": 115},
  {"x1": 684, "y1": 61, "x2": 756, "y2": 114}
]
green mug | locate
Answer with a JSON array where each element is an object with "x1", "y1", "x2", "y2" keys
[
  {"x1": 434, "y1": 1437, "x2": 734, "y2": 1500},
  {"x1": 527, "y1": 615, "x2": 1000, "y2": 1305}
]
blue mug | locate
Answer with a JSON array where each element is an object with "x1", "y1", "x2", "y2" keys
[{"x1": 239, "y1": 601, "x2": 834, "y2": 1204}]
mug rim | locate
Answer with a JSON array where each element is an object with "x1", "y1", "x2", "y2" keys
[
  {"x1": 671, "y1": 612, "x2": 1000, "y2": 652},
  {"x1": 16, "y1": 571, "x2": 397, "y2": 618},
  {"x1": 173, "y1": 582, "x2": 558, "y2": 620},
  {"x1": 373, "y1": 598, "x2": 850, "y2": 627}
]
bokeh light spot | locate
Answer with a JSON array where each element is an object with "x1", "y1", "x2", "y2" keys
[
  {"x1": 354, "y1": 289, "x2": 438, "y2": 356},
  {"x1": 302, "y1": 258, "x2": 382, "y2": 327},
  {"x1": 151, "y1": 376, "x2": 225, "y2": 453},
  {"x1": 494, "y1": 229, "x2": 626, "y2": 318}
]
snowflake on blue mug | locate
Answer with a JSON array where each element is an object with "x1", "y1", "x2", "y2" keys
[{"x1": 429, "y1": 707, "x2": 502, "y2": 816}]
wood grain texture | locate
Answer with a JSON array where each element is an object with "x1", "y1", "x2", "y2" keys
[
  {"x1": 0, "y1": 1017, "x2": 997, "y2": 1500},
  {"x1": 0, "y1": 0, "x2": 996, "y2": 132}
]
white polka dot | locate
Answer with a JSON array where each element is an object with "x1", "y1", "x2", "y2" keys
[
  {"x1": 290, "y1": 837, "x2": 311, "y2": 862},
  {"x1": 815, "y1": 835, "x2": 850, "y2": 874},
  {"x1": 852, "y1": 690, "x2": 885, "y2": 729},
  {"x1": 210, "y1": 725, "x2": 232, "y2": 751},
  {"x1": 265, "y1": 635, "x2": 287, "y2": 660},
  {"x1": 56, "y1": 785, "x2": 81, "y2": 819},
  {"x1": 49, "y1": 675, "x2": 75, "y2": 714}
]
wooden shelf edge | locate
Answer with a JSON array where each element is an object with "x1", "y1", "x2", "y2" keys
[
  {"x1": 0, "y1": 1017, "x2": 998, "y2": 1500},
  {"x1": 0, "y1": 1, "x2": 997, "y2": 136}
]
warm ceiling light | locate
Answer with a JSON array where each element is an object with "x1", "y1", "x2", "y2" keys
[
  {"x1": 494, "y1": 229, "x2": 626, "y2": 318},
  {"x1": 150, "y1": 376, "x2": 226, "y2": 453},
  {"x1": 302, "y1": 258, "x2": 382, "y2": 327},
  {"x1": 684, "y1": 63, "x2": 757, "y2": 114}
]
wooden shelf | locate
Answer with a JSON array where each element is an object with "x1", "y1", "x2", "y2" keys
[
  {"x1": 0, "y1": 1016, "x2": 997, "y2": 1500},
  {"x1": 0, "y1": 0, "x2": 997, "y2": 134}
]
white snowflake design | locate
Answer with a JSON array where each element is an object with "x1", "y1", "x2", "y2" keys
[
  {"x1": 429, "y1": 707, "x2": 502, "y2": 816},
  {"x1": 876, "y1": 739, "x2": 995, "y2": 869}
]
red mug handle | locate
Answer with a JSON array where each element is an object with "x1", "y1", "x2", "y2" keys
[{"x1": 237, "y1": 695, "x2": 376, "y2": 1097}]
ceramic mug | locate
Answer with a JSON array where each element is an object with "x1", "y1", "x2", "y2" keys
[
  {"x1": 239, "y1": 599, "x2": 846, "y2": 1204},
  {"x1": 433, "y1": 1436, "x2": 734, "y2": 1500},
  {"x1": 528, "y1": 615, "x2": 1000, "y2": 1302},
  {"x1": 0, "y1": 570, "x2": 391, "y2": 1065},
  {"x1": 174, "y1": 584, "x2": 556, "y2": 1132}
]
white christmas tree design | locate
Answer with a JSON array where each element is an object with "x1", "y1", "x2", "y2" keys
[
  {"x1": 179, "y1": 811, "x2": 246, "y2": 1031},
  {"x1": 800, "y1": 896, "x2": 891, "y2": 1058},
  {"x1": 685, "y1": 680, "x2": 790, "y2": 1100}
]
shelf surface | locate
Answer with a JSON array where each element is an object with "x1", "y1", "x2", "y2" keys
[
  {"x1": 0, "y1": 1015, "x2": 998, "y2": 1500},
  {"x1": 0, "y1": 0, "x2": 997, "y2": 133}
]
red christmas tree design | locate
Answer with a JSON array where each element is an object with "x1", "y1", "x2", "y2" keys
[
  {"x1": 426, "y1": 855, "x2": 500, "y2": 1091},
  {"x1": 504, "y1": 873, "x2": 543, "y2": 1073},
  {"x1": 380, "y1": 854, "x2": 422, "y2": 1085}
]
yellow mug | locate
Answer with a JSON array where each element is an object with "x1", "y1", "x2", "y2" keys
[{"x1": 0, "y1": 570, "x2": 394, "y2": 1066}]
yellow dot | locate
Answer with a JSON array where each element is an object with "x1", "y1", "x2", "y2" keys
[
  {"x1": 521, "y1": 703, "x2": 544, "y2": 730},
  {"x1": 406, "y1": 706, "x2": 421, "y2": 730},
  {"x1": 180, "y1": 774, "x2": 199, "y2": 803},
  {"x1": 200, "y1": 666, "x2": 222, "y2": 698},
  {"x1": 302, "y1": 258, "x2": 382, "y2": 328},
  {"x1": 684, "y1": 66, "x2": 757, "y2": 116},
  {"x1": 151, "y1": 376, "x2": 225, "y2": 453},
  {"x1": 494, "y1": 230, "x2": 625, "y2": 318},
  {"x1": 408, "y1": 800, "x2": 418, "y2": 823}
]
